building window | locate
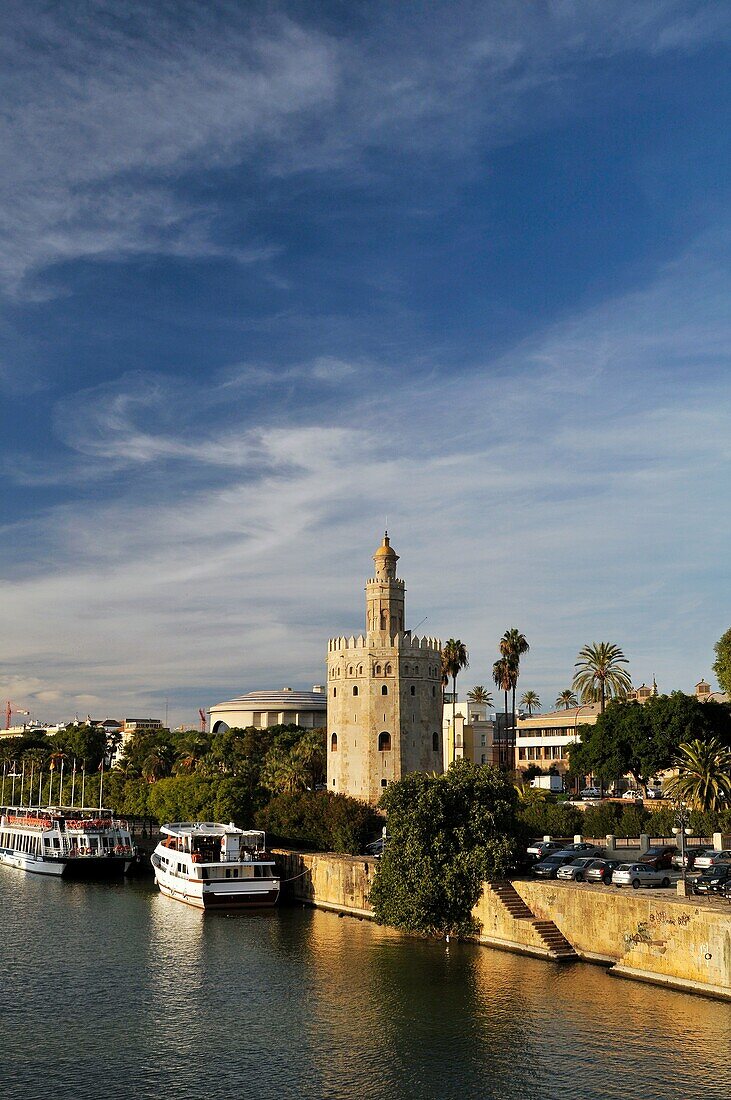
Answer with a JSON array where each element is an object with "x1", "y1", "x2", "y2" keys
[
  {"x1": 375, "y1": 664, "x2": 382, "y2": 675},
  {"x1": 378, "y1": 732, "x2": 391, "y2": 752},
  {"x1": 432, "y1": 686, "x2": 436, "y2": 697},
  {"x1": 381, "y1": 685, "x2": 388, "y2": 695},
  {"x1": 333, "y1": 687, "x2": 336, "y2": 697},
  {"x1": 358, "y1": 664, "x2": 363, "y2": 675},
  {"x1": 432, "y1": 732, "x2": 439, "y2": 752},
  {"x1": 519, "y1": 748, "x2": 526, "y2": 760},
  {"x1": 353, "y1": 686, "x2": 359, "y2": 696},
  {"x1": 385, "y1": 664, "x2": 392, "y2": 675},
  {"x1": 481, "y1": 754, "x2": 487, "y2": 764},
  {"x1": 331, "y1": 733, "x2": 338, "y2": 752},
  {"x1": 410, "y1": 685, "x2": 416, "y2": 696},
  {"x1": 381, "y1": 779, "x2": 388, "y2": 788},
  {"x1": 348, "y1": 666, "x2": 353, "y2": 675}
]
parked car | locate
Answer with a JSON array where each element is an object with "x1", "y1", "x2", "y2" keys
[
  {"x1": 638, "y1": 846, "x2": 675, "y2": 870},
  {"x1": 586, "y1": 859, "x2": 623, "y2": 885},
  {"x1": 364, "y1": 836, "x2": 390, "y2": 857},
  {"x1": 693, "y1": 863, "x2": 731, "y2": 895},
  {"x1": 693, "y1": 849, "x2": 731, "y2": 871},
  {"x1": 580, "y1": 787, "x2": 602, "y2": 800},
  {"x1": 645, "y1": 787, "x2": 666, "y2": 800},
  {"x1": 532, "y1": 853, "x2": 580, "y2": 878},
  {"x1": 526, "y1": 839, "x2": 565, "y2": 860},
  {"x1": 556, "y1": 857, "x2": 602, "y2": 883},
  {"x1": 613, "y1": 863, "x2": 672, "y2": 889},
  {"x1": 556, "y1": 842, "x2": 604, "y2": 857},
  {"x1": 622, "y1": 790, "x2": 642, "y2": 801},
  {"x1": 671, "y1": 846, "x2": 710, "y2": 870}
]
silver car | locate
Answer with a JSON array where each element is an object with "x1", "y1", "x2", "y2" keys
[
  {"x1": 556, "y1": 857, "x2": 602, "y2": 883},
  {"x1": 693, "y1": 849, "x2": 731, "y2": 871},
  {"x1": 613, "y1": 863, "x2": 672, "y2": 889}
]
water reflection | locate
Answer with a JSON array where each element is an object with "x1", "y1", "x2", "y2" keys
[{"x1": 0, "y1": 872, "x2": 729, "y2": 1100}]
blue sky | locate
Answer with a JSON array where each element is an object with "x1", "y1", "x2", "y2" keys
[{"x1": 2, "y1": 1, "x2": 730, "y2": 727}]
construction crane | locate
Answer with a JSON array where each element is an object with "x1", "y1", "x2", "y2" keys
[
  {"x1": 5, "y1": 701, "x2": 30, "y2": 731},
  {"x1": 199, "y1": 708, "x2": 207, "y2": 733}
]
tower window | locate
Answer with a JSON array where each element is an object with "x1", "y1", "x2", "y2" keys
[
  {"x1": 333, "y1": 687, "x2": 337, "y2": 697},
  {"x1": 358, "y1": 664, "x2": 363, "y2": 675},
  {"x1": 381, "y1": 779, "x2": 388, "y2": 788},
  {"x1": 432, "y1": 686, "x2": 436, "y2": 697},
  {"x1": 410, "y1": 685, "x2": 416, "y2": 696},
  {"x1": 432, "y1": 732, "x2": 439, "y2": 752},
  {"x1": 375, "y1": 664, "x2": 382, "y2": 676},
  {"x1": 353, "y1": 686, "x2": 358, "y2": 696},
  {"x1": 378, "y1": 732, "x2": 392, "y2": 752},
  {"x1": 385, "y1": 663, "x2": 392, "y2": 675},
  {"x1": 348, "y1": 666, "x2": 353, "y2": 676},
  {"x1": 331, "y1": 733, "x2": 338, "y2": 752},
  {"x1": 381, "y1": 685, "x2": 388, "y2": 695}
]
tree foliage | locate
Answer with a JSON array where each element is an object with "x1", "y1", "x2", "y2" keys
[
  {"x1": 568, "y1": 693, "x2": 731, "y2": 788},
  {"x1": 664, "y1": 738, "x2": 731, "y2": 812},
  {"x1": 572, "y1": 642, "x2": 632, "y2": 712},
  {"x1": 369, "y1": 760, "x2": 520, "y2": 938},
  {"x1": 713, "y1": 628, "x2": 731, "y2": 697},
  {"x1": 256, "y1": 791, "x2": 381, "y2": 854}
]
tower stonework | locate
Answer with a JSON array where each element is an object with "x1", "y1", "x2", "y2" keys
[{"x1": 326, "y1": 534, "x2": 443, "y2": 805}]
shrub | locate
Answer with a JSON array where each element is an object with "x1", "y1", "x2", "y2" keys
[
  {"x1": 518, "y1": 800, "x2": 582, "y2": 839},
  {"x1": 255, "y1": 791, "x2": 382, "y2": 854},
  {"x1": 581, "y1": 802, "x2": 623, "y2": 839}
]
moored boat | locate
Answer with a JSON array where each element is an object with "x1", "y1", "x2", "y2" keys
[
  {"x1": 151, "y1": 822, "x2": 280, "y2": 909},
  {"x1": 0, "y1": 805, "x2": 135, "y2": 878}
]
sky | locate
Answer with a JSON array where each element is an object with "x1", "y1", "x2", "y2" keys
[{"x1": 2, "y1": 0, "x2": 731, "y2": 729}]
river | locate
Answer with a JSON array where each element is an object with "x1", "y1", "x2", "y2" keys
[{"x1": 0, "y1": 869, "x2": 728, "y2": 1100}]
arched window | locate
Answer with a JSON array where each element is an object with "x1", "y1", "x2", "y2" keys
[
  {"x1": 385, "y1": 663, "x2": 392, "y2": 675},
  {"x1": 348, "y1": 666, "x2": 354, "y2": 676},
  {"x1": 381, "y1": 684, "x2": 388, "y2": 695},
  {"x1": 378, "y1": 731, "x2": 391, "y2": 752},
  {"x1": 333, "y1": 687, "x2": 337, "y2": 697},
  {"x1": 432, "y1": 732, "x2": 439, "y2": 752},
  {"x1": 331, "y1": 733, "x2": 338, "y2": 752},
  {"x1": 353, "y1": 685, "x2": 359, "y2": 696},
  {"x1": 358, "y1": 664, "x2": 363, "y2": 675},
  {"x1": 410, "y1": 685, "x2": 416, "y2": 696},
  {"x1": 375, "y1": 664, "x2": 382, "y2": 676},
  {"x1": 380, "y1": 610, "x2": 387, "y2": 630}
]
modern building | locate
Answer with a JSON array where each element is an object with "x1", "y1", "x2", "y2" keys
[
  {"x1": 515, "y1": 704, "x2": 601, "y2": 775},
  {"x1": 442, "y1": 700, "x2": 498, "y2": 769},
  {"x1": 123, "y1": 718, "x2": 164, "y2": 734},
  {"x1": 326, "y1": 533, "x2": 443, "y2": 805},
  {"x1": 209, "y1": 687, "x2": 327, "y2": 734}
]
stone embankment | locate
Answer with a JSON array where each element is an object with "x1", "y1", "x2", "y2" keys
[{"x1": 274, "y1": 848, "x2": 731, "y2": 1001}]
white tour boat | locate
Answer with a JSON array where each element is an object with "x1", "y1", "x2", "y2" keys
[
  {"x1": 0, "y1": 805, "x2": 135, "y2": 878},
  {"x1": 151, "y1": 822, "x2": 280, "y2": 910}
]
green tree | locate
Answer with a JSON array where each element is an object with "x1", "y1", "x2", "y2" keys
[
  {"x1": 555, "y1": 690, "x2": 578, "y2": 710},
  {"x1": 141, "y1": 743, "x2": 176, "y2": 782},
  {"x1": 369, "y1": 760, "x2": 520, "y2": 938},
  {"x1": 256, "y1": 791, "x2": 381, "y2": 854},
  {"x1": 713, "y1": 628, "x2": 731, "y2": 697},
  {"x1": 664, "y1": 738, "x2": 731, "y2": 812},
  {"x1": 572, "y1": 642, "x2": 632, "y2": 713},
  {"x1": 442, "y1": 639, "x2": 469, "y2": 763},
  {"x1": 520, "y1": 691, "x2": 540, "y2": 716},
  {"x1": 467, "y1": 686, "x2": 493, "y2": 707}
]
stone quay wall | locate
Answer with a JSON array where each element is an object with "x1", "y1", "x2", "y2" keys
[{"x1": 274, "y1": 849, "x2": 731, "y2": 1000}]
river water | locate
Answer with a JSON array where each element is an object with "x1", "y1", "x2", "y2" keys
[{"x1": 0, "y1": 869, "x2": 728, "y2": 1100}]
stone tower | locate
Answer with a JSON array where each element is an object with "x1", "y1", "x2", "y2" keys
[{"x1": 326, "y1": 533, "x2": 443, "y2": 805}]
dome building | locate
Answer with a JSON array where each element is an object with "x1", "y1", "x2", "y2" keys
[{"x1": 209, "y1": 687, "x2": 326, "y2": 734}]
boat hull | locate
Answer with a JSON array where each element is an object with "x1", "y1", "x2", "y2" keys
[
  {"x1": 0, "y1": 849, "x2": 131, "y2": 879},
  {"x1": 154, "y1": 868, "x2": 280, "y2": 910}
]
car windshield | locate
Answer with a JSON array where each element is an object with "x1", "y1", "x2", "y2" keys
[{"x1": 617, "y1": 864, "x2": 631, "y2": 871}]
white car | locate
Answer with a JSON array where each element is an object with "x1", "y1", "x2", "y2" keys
[
  {"x1": 580, "y1": 787, "x2": 602, "y2": 800},
  {"x1": 693, "y1": 850, "x2": 731, "y2": 871},
  {"x1": 612, "y1": 863, "x2": 672, "y2": 889},
  {"x1": 622, "y1": 790, "x2": 642, "y2": 800}
]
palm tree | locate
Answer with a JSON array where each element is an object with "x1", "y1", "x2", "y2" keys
[
  {"x1": 492, "y1": 657, "x2": 512, "y2": 768},
  {"x1": 442, "y1": 639, "x2": 469, "y2": 764},
  {"x1": 467, "y1": 686, "x2": 493, "y2": 707},
  {"x1": 520, "y1": 691, "x2": 540, "y2": 716},
  {"x1": 142, "y1": 744, "x2": 176, "y2": 783},
  {"x1": 664, "y1": 739, "x2": 731, "y2": 812},
  {"x1": 572, "y1": 642, "x2": 632, "y2": 714},
  {"x1": 555, "y1": 689, "x2": 578, "y2": 710},
  {"x1": 500, "y1": 629, "x2": 529, "y2": 763}
]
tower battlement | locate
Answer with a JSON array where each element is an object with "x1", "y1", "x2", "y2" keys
[{"x1": 327, "y1": 633, "x2": 441, "y2": 653}]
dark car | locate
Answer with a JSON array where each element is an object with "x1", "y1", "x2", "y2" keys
[
  {"x1": 365, "y1": 836, "x2": 390, "y2": 858},
  {"x1": 671, "y1": 846, "x2": 709, "y2": 870},
  {"x1": 554, "y1": 842, "x2": 603, "y2": 857},
  {"x1": 585, "y1": 859, "x2": 622, "y2": 885},
  {"x1": 693, "y1": 863, "x2": 731, "y2": 895},
  {"x1": 639, "y1": 846, "x2": 675, "y2": 870},
  {"x1": 532, "y1": 853, "x2": 580, "y2": 879},
  {"x1": 526, "y1": 839, "x2": 565, "y2": 860}
]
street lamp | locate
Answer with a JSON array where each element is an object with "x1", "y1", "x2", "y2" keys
[{"x1": 671, "y1": 803, "x2": 692, "y2": 893}]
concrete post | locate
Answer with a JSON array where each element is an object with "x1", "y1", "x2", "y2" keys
[
  {"x1": 573, "y1": 834, "x2": 583, "y2": 844},
  {"x1": 605, "y1": 834, "x2": 615, "y2": 855},
  {"x1": 639, "y1": 833, "x2": 650, "y2": 853},
  {"x1": 712, "y1": 833, "x2": 731, "y2": 851}
]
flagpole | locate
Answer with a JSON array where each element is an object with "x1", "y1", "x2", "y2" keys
[
  {"x1": 28, "y1": 762, "x2": 35, "y2": 808},
  {"x1": 1, "y1": 761, "x2": 6, "y2": 804},
  {"x1": 71, "y1": 759, "x2": 77, "y2": 808},
  {"x1": 81, "y1": 763, "x2": 86, "y2": 808},
  {"x1": 20, "y1": 760, "x2": 26, "y2": 807},
  {"x1": 11, "y1": 763, "x2": 17, "y2": 804},
  {"x1": 59, "y1": 758, "x2": 65, "y2": 807},
  {"x1": 48, "y1": 760, "x2": 54, "y2": 808},
  {"x1": 38, "y1": 765, "x2": 43, "y2": 807},
  {"x1": 99, "y1": 759, "x2": 104, "y2": 811}
]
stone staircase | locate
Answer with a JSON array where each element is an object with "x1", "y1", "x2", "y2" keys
[{"x1": 488, "y1": 882, "x2": 578, "y2": 961}]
